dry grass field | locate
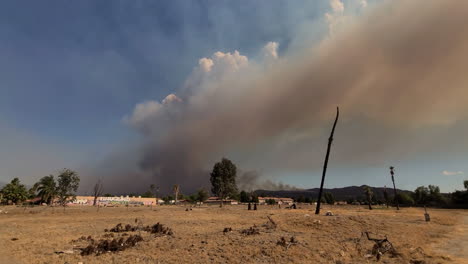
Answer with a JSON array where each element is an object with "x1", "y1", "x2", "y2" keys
[{"x1": 0, "y1": 204, "x2": 466, "y2": 264}]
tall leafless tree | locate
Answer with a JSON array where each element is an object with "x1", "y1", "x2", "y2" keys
[
  {"x1": 383, "y1": 185, "x2": 389, "y2": 208},
  {"x1": 150, "y1": 184, "x2": 158, "y2": 207},
  {"x1": 93, "y1": 179, "x2": 104, "y2": 206},
  {"x1": 363, "y1": 186, "x2": 373, "y2": 210},
  {"x1": 390, "y1": 166, "x2": 400, "y2": 210},
  {"x1": 173, "y1": 184, "x2": 180, "y2": 204},
  {"x1": 315, "y1": 107, "x2": 339, "y2": 215}
]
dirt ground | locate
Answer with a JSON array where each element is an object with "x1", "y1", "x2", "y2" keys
[{"x1": 0, "y1": 204, "x2": 466, "y2": 264}]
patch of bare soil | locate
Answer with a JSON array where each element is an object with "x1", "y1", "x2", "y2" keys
[
  {"x1": 0, "y1": 204, "x2": 465, "y2": 263},
  {"x1": 434, "y1": 215, "x2": 468, "y2": 263}
]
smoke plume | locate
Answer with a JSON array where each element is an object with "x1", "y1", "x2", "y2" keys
[{"x1": 117, "y1": 0, "x2": 468, "y2": 193}]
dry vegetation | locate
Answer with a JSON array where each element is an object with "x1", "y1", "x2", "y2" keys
[{"x1": 0, "y1": 204, "x2": 466, "y2": 264}]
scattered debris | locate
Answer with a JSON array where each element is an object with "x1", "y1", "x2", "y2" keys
[
  {"x1": 277, "y1": 236, "x2": 298, "y2": 249},
  {"x1": 107, "y1": 222, "x2": 173, "y2": 236},
  {"x1": 109, "y1": 223, "x2": 137, "y2": 232},
  {"x1": 262, "y1": 216, "x2": 277, "y2": 230},
  {"x1": 223, "y1": 227, "x2": 232, "y2": 233},
  {"x1": 241, "y1": 226, "x2": 260, "y2": 235},
  {"x1": 325, "y1": 211, "x2": 334, "y2": 216},
  {"x1": 313, "y1": 220, "x2": 321, "y2": 225},
  {"x1": 11, "y1": 237, "x2": 18, "y2": 241},
  {"x1": 80, "y1": 234, "x2": 144, "y2": 256},
  {"x1": 363, "y1": 231, "x2": 397, "y2": 261},
  {"x1": 103, "y1": 233, "x2": 114, "y2": 238},
  {"x1": 146, "y1": 222, "x2": 174, "y2": 236}
]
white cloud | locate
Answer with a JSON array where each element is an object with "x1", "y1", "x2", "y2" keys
[
  {"x1": 330, "y1": 0, "x2": 344, "y2": 13},
  {"x1": 262, "y1": 41, "x2": 279, "y2": 61},
  {"x1": 162, "y1": 93, "x2": 182, "y2": 104},
  {"x1": 442, "y1": 170, "x2": 464, "y2": 176},
  {"x1": 124, "y1": 94, "x2": 181, "y2": 130},
  {"x1": 359, "y1": 0, "x2": 368, "y2": 8},
  {"x1": 325, "y1": 0, "x2": 345, "y2": 34}
]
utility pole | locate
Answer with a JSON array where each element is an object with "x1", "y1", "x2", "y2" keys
[
  {"x1": 390, "y1": 166, "x2": 400, "y2": 210},
  {"x1": 315, "y1": 107, "x2": 339, "y2": 215}
]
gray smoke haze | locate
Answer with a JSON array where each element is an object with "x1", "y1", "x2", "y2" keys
[
  {"x1": 92, "y1": 0, "x2": 468, "y2": 194},
  {"x1": 238, "y1": 171, "x2": 300, "y2": 192}
]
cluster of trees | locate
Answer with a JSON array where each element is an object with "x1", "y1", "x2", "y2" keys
[
  {"x1": 342, "y1": 181, "x2": 468, "y2": 209},
  {"x1": 0, "y1": 169, "x2": 80, "y2": 206},
  {"x1": 451, "y1": 181, "x2": 468, "y2": 206}
]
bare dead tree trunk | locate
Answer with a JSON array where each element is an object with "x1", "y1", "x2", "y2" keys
[
  {"x1": 173, "y1": 184, "x2": 180, "y2": 205},
  {"x1": 383, "y1": 186, "x2": 389, "y2": 208},
  {"x1": 390, "y1": 167, "x2": 400, "y2": 210},
  {"x1": 315, "y1": 107, "x2": 339, "y2": 215},
  {"x1": 93, "y1": 180, "x2": 104, "y2": 206}
]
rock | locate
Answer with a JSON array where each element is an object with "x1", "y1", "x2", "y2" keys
[{"x1": 325, "y1": 211, "x2": 334, "y2": 216}]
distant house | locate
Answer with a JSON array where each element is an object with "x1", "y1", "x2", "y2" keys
[
  {"x1": 69, "y1": 195, "x2": 160, "y2": 206},
  {"x1": 205, "y1": 196, "x2": 238, "y2": 205},
  {"x1": 258, "y1": 197, "x2": 294, "y2": 205}
]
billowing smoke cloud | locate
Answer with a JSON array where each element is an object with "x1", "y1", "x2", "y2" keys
[
  {"x1": 238, "y1": 171, "x2": 300, "y2": 192},
  {"x1": 119, "y1": 0, "x2": 468, "y2": 193}
]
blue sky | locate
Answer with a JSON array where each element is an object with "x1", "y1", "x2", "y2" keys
[{"x1": 1, "y1": 0, "x2": 467, "y2": 194}]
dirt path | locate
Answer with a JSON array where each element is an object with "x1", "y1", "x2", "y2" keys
[{"x1": 436, "y1": 214, "x2": 468, "y2": 263}]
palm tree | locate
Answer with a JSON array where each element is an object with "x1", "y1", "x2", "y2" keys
[
  {"x1": 35, "y1": 175, "x2": 57, "y2": 205},
  {"x1": 363, "y1": 186, "x2": 373, "y2": 210}
]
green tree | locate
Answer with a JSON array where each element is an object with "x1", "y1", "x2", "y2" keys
[
  {"x1": 0, "y1": 178, "x2": 28, "y2": 204},
  {"x1": 413, "y1": 186, "x2": 429, "y2": 205},
  {"x1": 451, "y1": 181, "x2": 468, "y2": 206},
  {"x1": 240, "y1": 190, "x2": 249, "y2": 203},
  {"x1": 324, "y1": 192, "x2": 335, "y2": 205},
  {"x1": 250, "y1": 193, "x2": 259, "y2": 203},
  {"x1": 395, "y1": 192, "x2": 414, "y2": 205},
  {"x1": 196, "y1": 189, "x2": 209, "y2": 204},
  {"x1": 266, "y1": 198, "x2": 276, "y2": 205},
  {"x1": 210, "y1": 158, "x2": 238, "y2": 207},
  {"x1": 34, "y1": 175, "x2": 57, "y2": 205},
  {"x1": 56, "y1": 169, "x2": 80, "y2": 207},
  {"x1": 428, "y1": 185, "x2": 443, "y2": 204}
]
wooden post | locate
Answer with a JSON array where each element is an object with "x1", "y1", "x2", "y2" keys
[
  {"x1": 390, "y1": 166, "x2": 400, "y2": 210},
  {"x1": 315, "y1": 107, "x2": 340, "y2": 215},
  {"x1": 424, "y1": 206, "x2": 430, "y2": 222}
]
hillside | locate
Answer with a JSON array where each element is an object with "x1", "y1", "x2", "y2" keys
[{"x1": 254, "y1": 185, "x2": 412, "y2": 201}]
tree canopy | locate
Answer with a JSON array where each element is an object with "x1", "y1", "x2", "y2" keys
[
  {"x1": 0, "y1": 178, "x2": 28, "y2": 204},
  {"x1": 210, "y1": 158, "x2": 238, "y2": 201},
  {"x1": 34, "y1": 175, "x2": 57, "y2": 205},
  {"x1": 56, "y1": 169, "x2": 80, "y2": 206}
]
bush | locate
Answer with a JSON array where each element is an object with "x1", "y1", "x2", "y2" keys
[{"x1": 395, "y1": 193, "x2": 414, "y2": 205}]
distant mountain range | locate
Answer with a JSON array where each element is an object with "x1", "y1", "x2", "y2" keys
[{"x1": 254, "y1": 185, "x2": 412, "y2": 201}]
